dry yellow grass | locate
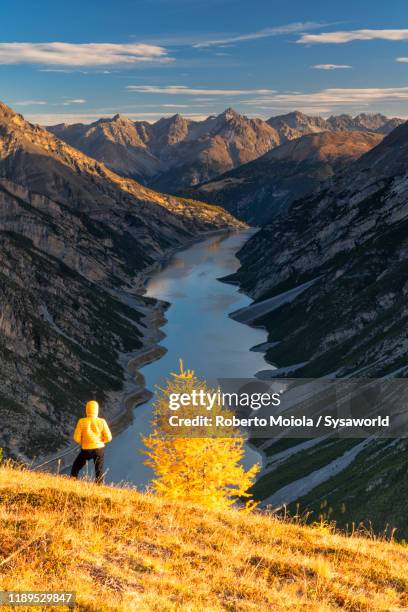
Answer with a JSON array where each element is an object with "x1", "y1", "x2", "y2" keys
[{"x1": 0, "y1": 464, "x2": 407, "y2": 611}]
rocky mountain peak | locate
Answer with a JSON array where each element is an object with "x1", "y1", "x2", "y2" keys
[
  {"x1": 220, "y1": 107, "x2": 242, "y2": 121},
  {"x1": 267, "y1": 111, "x2": 327, "y2": 141},
  {"x1": 327, "y1": 113, "x2": 350, "y2": 122},
  {"x1": 0, "y1": 101, "x2": 17, "y2": 118},
  {"x1": 0, "y1": 101, "x2": 25, "y2": 128},
  {"x1": 356, "y1": 112, "x2": 387, "y2": 121},
  {"x1": 326, "y1": 112, "x2": 404, "y2": 133},
  {"x1": 150, "y1": 113, "x2": 192, "y2": 149},
  {"x1": 279, "y1": 111, "x2": 311, "y2": 124},
  {"x1": 156, "y1": 113, "x2": 188, "y2": 126},
  {"x1": 167, "y1": 113, "x2": 191, "y2": 129},
  {"x1": 111, "y1": 113, "x2": 134, "y2": 124}
]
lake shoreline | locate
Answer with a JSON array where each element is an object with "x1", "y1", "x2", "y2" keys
[
  {"x1": 33, "y1": 228, "x2": 270, "y2": 485},
  {"x1": 104, "y1": 229, "x2": 268, "y2": 485},
  {"x1": 31, "y1": 228, "x2": 242, "y2": 473}
]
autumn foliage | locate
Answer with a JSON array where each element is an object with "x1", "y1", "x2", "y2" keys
[{"x1": 143, "y1": 361, "x2": 259, "y2": 510}]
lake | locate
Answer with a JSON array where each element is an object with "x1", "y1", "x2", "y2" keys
[{"x1": 105, "y1": 230, "x2": 268, "y2": 487}]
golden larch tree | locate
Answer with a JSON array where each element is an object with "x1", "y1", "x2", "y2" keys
[{"x1": 142, "y1": 360, "x2": 259, "y2": 511}]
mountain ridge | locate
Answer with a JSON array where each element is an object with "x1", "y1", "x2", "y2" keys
[
  {"x1": 227, "y1": 119, "x2": 408, "y2": 536},
  {"x1": 0, "y1": 99, "x2": 242, "y2": 460},
  {"x1": 49, "y1": 109, "x2": 281, "y2": 188},
  {"x1": 48, "y1": 109, "x2": 402, "y2": 195},
  {"x1": 189, "y1": 130, "x2": 383, "y2": 223}
]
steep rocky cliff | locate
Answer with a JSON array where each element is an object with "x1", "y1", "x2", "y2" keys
[
  {"x1": 0, "y1": 101, "x2": 242, "y2": 460},
  {"x1": 230, "y1": 122, "x2": 408, "y2": 536}
]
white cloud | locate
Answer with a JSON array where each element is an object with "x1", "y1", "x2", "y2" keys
[
  {"x1": 252, "y1": 105, "x2": 334, "y2": 115},
  {"x1": 39, "y1": 68, "x2": 113, "y2": 75},
  {"x1": 312, "y1": 64, "x2": 352, "y2": 70},
  {"x1": 62, "y1": 99, "x2": 87, "y2": 105},
  {"x1": 396, "y1": 57, "x2": 408, "y2": 62},
  {"x1": 27, "y1": 111, "x2": 210, "y2": 125},
  {"x1": 39, "y1": 68, "x2": 84, "y2": 73},
  {"x1": 14, "y1": 100, "x2": 47, "y2": 106},
  {"x1": 0, "y1": 42, "x2": 172, "y2": 66},
  {"x1": 241, "y1": 87, "x2": 408, "y2": 113},
  {"x1": 127, "y1": 85, "x2": 276, "y2": 95},
  {"x1": 298, "y1": 29, "x2": 408, "y2": 44},
  {"x1": 193, "y1": 22, "x2": 325, "y2": 48}
]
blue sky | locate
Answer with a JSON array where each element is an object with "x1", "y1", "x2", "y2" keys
[{"x1": 2, "y1": 0, "x2": 408, "y2": 124}]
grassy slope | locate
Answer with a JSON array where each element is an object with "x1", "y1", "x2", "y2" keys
[{"x1": 1, "y1": 466, "x2": 407, "y2": 611}]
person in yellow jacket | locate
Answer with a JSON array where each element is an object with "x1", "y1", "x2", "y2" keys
[{"x1": 70, "y1": 400, "x2": 112, "y2": 483}]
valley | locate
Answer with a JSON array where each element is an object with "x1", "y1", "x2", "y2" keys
[
  {"x1": 104, "y1": 230, "x2": 267, "y2": 486},
  {"x1": 0, "y1": 100, "x2": 242, "y2": 460},
  {"x1": 1, "y1": 99, "x2": 408, "y2": 539}
]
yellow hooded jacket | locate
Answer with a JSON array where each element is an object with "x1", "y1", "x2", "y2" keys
[{"x1": 73, "y1": 401, "x2": 112, "y2": 450}]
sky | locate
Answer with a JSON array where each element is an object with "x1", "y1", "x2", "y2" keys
[{"x1": 2, "y1": 0, "x2": 408, "y2": 124}]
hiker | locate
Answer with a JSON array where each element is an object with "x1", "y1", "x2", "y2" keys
[{"x1": 71, "y1": 400, "x2": 112, "y2": 484}]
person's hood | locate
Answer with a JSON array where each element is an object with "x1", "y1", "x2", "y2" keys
[{"x1": 86, "y1": 400, "x2": 99, "y2": 418}]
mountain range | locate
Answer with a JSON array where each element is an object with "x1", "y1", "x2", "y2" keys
[
  {"x1": 228, "y1": 121, "x2": 408, "y2": 537},
  {"x1": 49, "y1": 110, "x2": 403, "y2": 199},
  {"x1": 0, "y1": 100, "x2": 241, "y2": 459},
  {"x1": 190, "y1": 130, "x2": 383, "y2": 224},
  {"x1": 267, "y1": 110, "x2": 402, "y2": 139},
  {"x1": 49, "y1": 109, "x2": 281, "y2": 190}
]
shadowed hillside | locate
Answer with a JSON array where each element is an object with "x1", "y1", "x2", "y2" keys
[
  {"x1": 228, "y1": 119, "x2": 408, "y2": 536},
  {"x1": 189, "y1": 130, "x2": 382, "y2": 223}
]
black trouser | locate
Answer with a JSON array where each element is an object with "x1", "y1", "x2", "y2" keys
[{"x1": 71, "y1": 448, "x2": 105, "y2": 483}]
